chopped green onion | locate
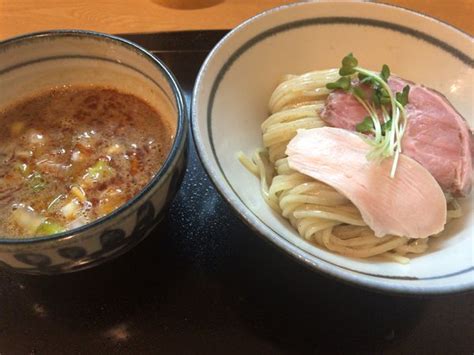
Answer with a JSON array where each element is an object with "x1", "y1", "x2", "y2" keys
[
  {"x1": 15, "y1": 163, "x2": 30, "y2": 177},
  {"x1": 28, "y1": 172, "x2": 47, "y2": 192},
  {"x1": 36, "y1": 220, "x2": 64, "y2": 235},
  {"x1": 84, "y1": 160, "x2": 115, "y2": 181}
]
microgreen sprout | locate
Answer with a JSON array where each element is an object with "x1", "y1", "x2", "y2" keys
[
  {"x1": 326, "y1": 53, "x2": 410, "y2": 177},
  {"x1": 326, "y1": 76, "x2": 352, "y2": 91},
  {"x1": 355, "y1": 117, "x2": 373, "y2": 133},
  {"x1": 380, "y1": 64, "x2": 390, "y2": 82}
]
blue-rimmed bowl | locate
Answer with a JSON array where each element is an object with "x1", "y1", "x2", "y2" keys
[
  {"x1": 0, "y1": 30, "x2": 188, "y2": 274},
  {"x1": 192, "y1": 2, "x2": 473, "y2": 295}
]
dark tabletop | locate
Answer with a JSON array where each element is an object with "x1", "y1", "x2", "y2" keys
[{"x1": 0, "y1": 31, "x2": 472, "y2": 355}]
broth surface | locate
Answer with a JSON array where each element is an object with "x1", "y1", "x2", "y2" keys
[{"x1": 0, "y1": 86, "x2": 173, "y2": 237}]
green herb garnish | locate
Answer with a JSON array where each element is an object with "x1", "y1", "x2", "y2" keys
[
  {"x1": 352, "y1": 86, "x2": 366, "y2": 100},
  {"x1": 381, "y1": 118, "x2": 393, "y2": 134},
  {"x1": 326, "y1": 53, "x2": 410, "y2": 177},
  {"x1": 396, "y1": 85, "x2": 410, "y2": 107},
  {"x1": 380, "y1": 64, "x2": 390, "y2": 82},
  {"x1": 339, "y1": 53, "x2": 358, "y2": 75},
  {"x1": 358, "y1": 72, "x2": 371, "y2": 83},
  {"x1": 326, "y1": 76, "x2": 352, "y2": 91},
  {"x1": 356, "y1": 116, "x2": 374, "y2": 133}
]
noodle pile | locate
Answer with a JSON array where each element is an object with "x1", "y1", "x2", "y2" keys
[{"x1": 239, "y1": 69, "x2": 462, "y2": 263}]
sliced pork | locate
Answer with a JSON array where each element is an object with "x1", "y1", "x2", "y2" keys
[
  {"x1": 286, "y1": 127, "x2": 447, "y2": 239},
  {"x1": 320, "y1": 77, "x2": 473, "y2": 196}
]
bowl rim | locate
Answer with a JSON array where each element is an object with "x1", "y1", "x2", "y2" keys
[
  {"x1": 191, "y1": 1, "x2": 474, "y2": 295},
  {"x1": 0, "y1": 29, "x2": 188, "y2": 244}
]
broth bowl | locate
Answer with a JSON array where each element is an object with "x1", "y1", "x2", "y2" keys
[
  {"x1": 191, "y1": 2, "x2": 473, "y2": 294},
  {"x1": 0, "y1": 31, "x2": 188, "y2": 274}
]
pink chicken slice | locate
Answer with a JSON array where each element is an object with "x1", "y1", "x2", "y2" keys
[
  {"x1": 286, "y1": 127, "x2": 447, "y2": 239},
  {"x1": 320, "y1": 77, "x2": 473, "y2": 196}
]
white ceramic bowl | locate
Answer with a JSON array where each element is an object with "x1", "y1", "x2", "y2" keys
[{"x1": 192, "y1": 2, "x2": 473, "y2": 294}]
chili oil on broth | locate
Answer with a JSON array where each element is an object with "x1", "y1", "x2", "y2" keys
[{"x1": 0, "y1": 85, "x2": 174, "y2": 238}]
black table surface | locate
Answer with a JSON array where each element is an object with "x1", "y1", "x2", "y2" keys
[{"x1": 0, "y1": 31, "x2": 472, "y2": 355}]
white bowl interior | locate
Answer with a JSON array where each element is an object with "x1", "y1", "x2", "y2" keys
[{"x1": 193, "y1": 2, "x2": 473, "y2": 293}]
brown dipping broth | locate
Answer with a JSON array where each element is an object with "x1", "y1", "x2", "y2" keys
[{"x1": 0, "y1": 86, "x2": 173, "y2": 238}]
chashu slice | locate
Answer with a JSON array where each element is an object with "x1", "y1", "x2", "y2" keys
[
  {"x1": 286, "y1": 127, "x2": 446, "y2": 239},
  {"x1": 320, "y1": 76, "x2": 473, "y2": 196}
]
